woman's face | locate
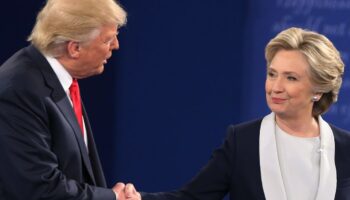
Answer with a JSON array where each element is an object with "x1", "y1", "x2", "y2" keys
[{"x1": 265, "y1": 50, "x2": 317, "y2": 119}]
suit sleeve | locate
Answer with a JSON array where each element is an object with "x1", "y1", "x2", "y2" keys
[
  {"x1": 142, "y1": 125, "x2": 237, "y2": 200},
  {"x1": 0, "y1": 87, "x2": 115, "y2": 200}
]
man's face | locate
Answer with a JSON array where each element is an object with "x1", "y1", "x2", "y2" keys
[{"x1": 71, "y1": 24, "x2": 119, "y2": 78}]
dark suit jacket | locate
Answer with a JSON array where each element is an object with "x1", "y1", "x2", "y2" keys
[
  {"x1": 142, "y1": 119, "x2": 350, "y2": 200},
  {"x1": 0, "y1": 45, "x2": 115, "y2": 200}
]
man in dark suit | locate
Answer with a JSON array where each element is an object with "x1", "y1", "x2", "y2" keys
[{"x1": 0, "y1": 0, "x2": 141, "y2": 199}]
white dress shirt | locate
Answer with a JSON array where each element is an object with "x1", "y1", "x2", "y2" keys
[{"x1": 45, "y1": 56, "x2": 88, "y2": 147}]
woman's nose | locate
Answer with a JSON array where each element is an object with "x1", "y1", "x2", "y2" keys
[{"x1": 271, "y1": 78, "x2": 284, "y2": 93}]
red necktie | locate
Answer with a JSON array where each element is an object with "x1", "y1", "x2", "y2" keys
[{"x1": 69, "y1": 79, "x2": 84, "y2": 136}]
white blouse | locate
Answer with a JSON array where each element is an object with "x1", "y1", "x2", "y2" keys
[{"x1": 275, "y1": 124, "x2": 321, "y2": 200}]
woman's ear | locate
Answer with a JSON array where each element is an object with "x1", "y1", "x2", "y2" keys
[{"x1": 312, "y1": 93, "x2": 323, "y2": 102}]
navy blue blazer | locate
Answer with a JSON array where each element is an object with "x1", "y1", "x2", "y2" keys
[
  {"x1": 142, "y1": 119, "x2": 350, "y2": 200},
  {"x1": 0, "y1": 45, "x2": 115, "y2": 200}
]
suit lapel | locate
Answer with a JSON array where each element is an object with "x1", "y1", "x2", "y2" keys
[
  {"x1": 56, "y1": 98, "x2": 97, "y2": 185},
  {"x1": 82, "y1": 104, "x2": 107, "y2": 187},
  {"x1": 25, "y1": 45, "x2": 97, "y2": 185}
]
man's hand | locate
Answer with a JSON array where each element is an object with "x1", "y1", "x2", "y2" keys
[
  {"x1": 113, "y1": 182, "x2": 141, "y2": 200},
  {"x1": 113, "y1": 182, "x2": 126, "y2": 200},
  {"x1": 125, "y1": 183, "x2": 141, "y2": 200}
]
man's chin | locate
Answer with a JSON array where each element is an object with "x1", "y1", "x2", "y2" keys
[
  {"x1": 97, "y1": 65, "x2": 105, "y2": 74},
  {"x1": 79, "y1": 66, "x2": 105, "y2": 79},
  {"x1": 93, "y1": 65, "x2": 105, "y2": 75}
]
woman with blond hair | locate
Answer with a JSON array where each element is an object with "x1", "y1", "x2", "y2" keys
[{"x1": 143, "y1": 27, "x2": 350, "y2": 200}]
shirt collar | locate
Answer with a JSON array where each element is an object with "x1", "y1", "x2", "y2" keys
[{"x1": 44, "y1": 55, "x2": 73, "y2": 93}]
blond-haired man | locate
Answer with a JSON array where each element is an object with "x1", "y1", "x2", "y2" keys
[{"x1": 0, "y1": 0, "x2": 140, "y2": 199}]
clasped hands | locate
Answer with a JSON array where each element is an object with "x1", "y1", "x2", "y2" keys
[{"x1": 113, "y1": 182, "x2": 141, "y2": 200}]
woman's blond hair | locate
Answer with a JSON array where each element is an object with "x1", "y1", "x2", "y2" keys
[{"x1": 265, "y1": 27, "x2": 344, "y2": 116}]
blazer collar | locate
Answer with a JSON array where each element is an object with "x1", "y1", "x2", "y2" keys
[{"x1": 259, "y1": 112, "x2": 336, "y2": 200}]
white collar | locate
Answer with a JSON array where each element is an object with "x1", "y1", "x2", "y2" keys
[
  {"x1": 44, "y1": 55, "x2": 73, "y2": 93},
  {"x1": 259, "y1": 112, "x2": 336, "y2": 200}
]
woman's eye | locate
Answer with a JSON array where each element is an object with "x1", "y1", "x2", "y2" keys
[
  {"x1": 267, "y1": 72, "x2": 276, "y2": 77},
  {"x1": 287, "y1": 76, "x2": 297, "y2": 81}
]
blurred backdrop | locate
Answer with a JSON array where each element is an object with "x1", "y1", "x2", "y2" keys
[{"x1": 1, "y1": 0, "x2": 350, "y2": 195}]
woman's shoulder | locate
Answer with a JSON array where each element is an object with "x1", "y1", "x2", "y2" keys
[
  {"x1": 229, "y1": 118, "x2": 263, "y2": 130},
  {"x1": 329, "y1": 124, "x2": 350, "y2": 141},
  {"x1": 330, "y1": 124, "x2": 350, "y2": 133},
  {"x1": 226, "y1": 117, "x2": 264, "y2": 139}
]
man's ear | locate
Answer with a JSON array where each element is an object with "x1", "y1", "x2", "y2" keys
[{"x1": 66, "y1": 41, "x2": 81, "y2": 59}]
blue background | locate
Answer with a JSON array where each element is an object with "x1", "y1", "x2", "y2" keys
[{"x1": 1, "y1": 0, "x2": 350, "y2": 197}]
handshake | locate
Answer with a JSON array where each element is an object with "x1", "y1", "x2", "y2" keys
[{"x1": 112, "y1": 182, "x2": 141, "y2": 200}]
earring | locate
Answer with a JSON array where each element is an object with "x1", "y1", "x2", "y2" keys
[{"x1": 312, "y1": 96, "x2": 318, "y2": 102}]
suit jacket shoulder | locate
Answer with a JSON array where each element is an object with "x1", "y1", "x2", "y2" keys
[
  {"x1": 0, "y1": 45, "x2": 114, "y2": 200},
  {"x1": 0, "y1": 45, "x2": 65, "y2": 100},
  {"x1": 331, "y1": 125, "x2": 350, "y2": 178}
]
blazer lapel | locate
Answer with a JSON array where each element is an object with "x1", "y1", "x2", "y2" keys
[
  {"x1": 259, "y1": 113, "x2": 337, "y2": 200},
  {"x1": 259, "y1": 112, "x2": 287, "y2": 200},
  {"x1": 315, "y1": 116, "x2": 337, "y2": 200}
]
